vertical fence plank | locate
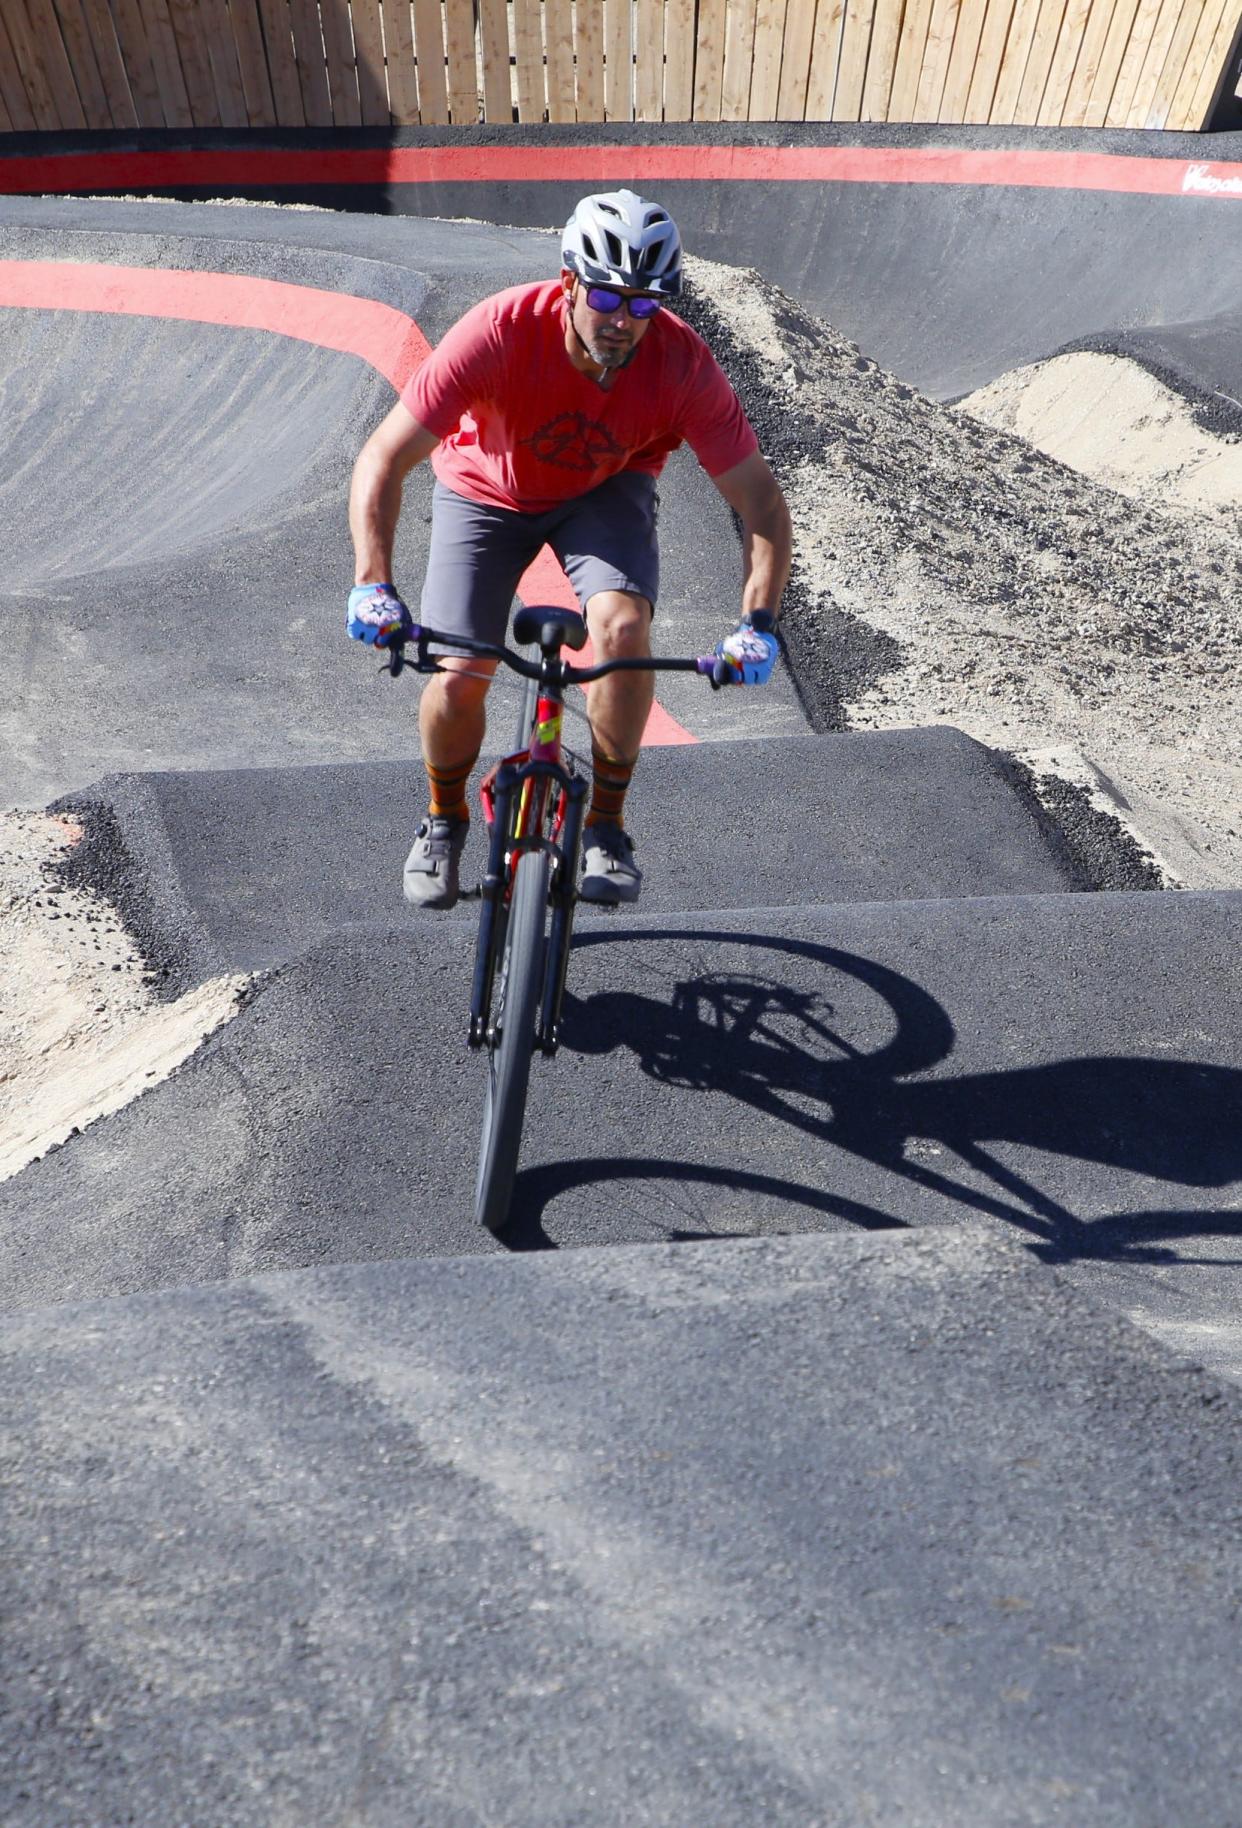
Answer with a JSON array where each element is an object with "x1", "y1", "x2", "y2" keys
[
  {"x1": 106, "y1": 0, "x2": 165, "y2": 122},
  {"x1": 319, "y1": 0, "x2": 362, "y2": 123},
  {"x1": 350, "y1": 0, "x2": 391, "y2": 121},
  {"x1": 1144, "y1": 0, "x2": 1207, "y2": 123},
  {"x1": 914, "y1": 0, "x2": 961, "y2": 115},
  {"x1": 5, "y1": 0, "x2": 85, "y2": 125},
  {"x1": 635, "y1": 0, "x2": 665, "y2": 118},
  {"x1": 1167, "y1": 0, "x2": 1229, "y2": 124},
  {"x1": 225, "y1": 0, "x2": 279, "y2": 124},
  {"x1": 693, "y1": 0, "x2": 727, "y2": 115},
  {"x1": 477, "y1": 0, "x2": 512, "y2": 119},
  {"x1": 182, "y1": 0, "x2": 247, "y2": 125},
  {"x1": 135, "y1": 0, "x2": 193, "y2": 125},
  {"x1": 1123, "y1": 0, "x2": 1189, "y2": 120},
  {"x1": 512, "y1": 0, "x2": 545, "y2": 118},
  {"x1": 165, "y1": 0, "x2": 220, "y2": 122},
  {"x1": 961, "y1": 0, "x2": 1014, "y2": 117},
  {"x1": 1177, "y1": 0, "x2": 1239, "y2": 123},
  {"x1": 576, "y1": 0, "x2": 606, "y2": 117},
  {"x1": 940, "y1": 0, "x2": 991, "y2": 117},
  {"x1": 777, "y1": 0, "x2": 818, "y2": 115},
  {"x1": 545, "y1": 0, "x2": 577, "y2": 118},
  {"x1": 804, "y1": 0, "x2": 847, "y2": 113},
  {"x1": 1059, "y1": 0, "x2": 1118, "y2": 118},
  {"x1": 48, "y1": 0, "x2": 112, "y2": 126},
  {"x1": 836, "y1": 0, "x2": 878, "y2": 115},
  {"x1": 1104, "y1": 0, "x2": 1162, "y2": 121},
  {"x1": 23, "y1": 0, "x2": 92, "y2": 126},
  {"x1": 664, "y1": 0, "x2": 696, "y2": 115},
  {"x1": 286, "y1": 0, "x2": 333, "y2": 122},
  {"x1": 382, "y1": 0, "x2": 421, "y2": 120},
  {"x1": 412, "y1": 0, "x2": 449, "y2": 118},
  {"x1": 254, "y1": 0, "x2": 306, "y2": 123},
  {"x1": 889, "y1": 0, "x2": 935, "y2": 115},
  {"x1": 750, "y1": 0, "x2": 788, "y2": 120},
  {"x1": 77, "y1": 0, "x2": 138, "y2": 125},
  {"x1": 1015, "y1": 0, "x2": 1071, "y2": 115},
  {"x1": 1080, "y1": 0, "x2": 1140, "y2": 120},
  {"x1": 1036, "y1": 0, "x2": 1093, "y2": 119},
  {"x1": 721, "y1": 0, "x2": 759, "y2": 118},
  {"x1": 989, "y1": 0, "x2": 1043, "y2": 116},
  {"x1": 443, "y1": 0, "x2": 478, "y2": 119},
  {"x1": 0, "y1": 11, "x2": 40, "y2": 127},
  {"x1": 606, "y1": 0, "x2": 634, "y2": 115},
  {"x1": 862, "y1": 0, "x2": 905, "y2": 118}
]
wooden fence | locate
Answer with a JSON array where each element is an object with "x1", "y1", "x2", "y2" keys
[{"x1": 0, "y1": 0, "x2": 1236, "y2": 133}]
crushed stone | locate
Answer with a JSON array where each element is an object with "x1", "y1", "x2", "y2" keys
[{"x1": 679, "y1": 253, "x2": 1242, "y2": 891}]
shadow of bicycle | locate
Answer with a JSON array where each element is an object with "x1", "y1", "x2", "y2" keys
[{"x1": 503, "y1": 927, "x2": 1242, "y2": 1259}]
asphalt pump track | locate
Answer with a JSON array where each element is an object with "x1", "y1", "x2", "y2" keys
[{"x1": 2, "y1": 146, "x2": 1241, "y2": 1823}]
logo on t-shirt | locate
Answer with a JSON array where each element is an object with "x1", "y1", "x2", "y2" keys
[{"x1": 522, "y1": 412, "x2": 625, "y2": 473}]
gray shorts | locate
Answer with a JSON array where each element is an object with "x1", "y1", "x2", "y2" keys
[{"x1": 419, "y1": 471, "x2": 659, "y2": 648}]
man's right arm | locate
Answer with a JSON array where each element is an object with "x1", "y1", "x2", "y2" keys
[{"x1": 349, "y1": 400, "x2": 442, "y2": 585}]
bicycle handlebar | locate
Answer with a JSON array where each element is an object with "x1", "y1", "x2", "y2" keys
[{"x1": 382, "y1": 621, "x2": 737, "y2": 689}]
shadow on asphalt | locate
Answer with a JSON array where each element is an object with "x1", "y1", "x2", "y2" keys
[
  {"x1": 503, "y1": 929, "x2": 1242, "y2": 1263},
  {"x1": 502, "y1": 1157, "x2": 910, "y2": 1251}
]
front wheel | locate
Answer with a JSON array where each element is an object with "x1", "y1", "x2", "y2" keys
[{"x1": 475, "y1": 847, "x2": 550, "y2": 1236}]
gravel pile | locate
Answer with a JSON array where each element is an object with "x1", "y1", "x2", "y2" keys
[{"x1": 678, "y1": 256, "x2": 1242, "y2": 890}]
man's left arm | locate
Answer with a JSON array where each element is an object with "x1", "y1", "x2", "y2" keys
[
  {"x1": 707, "y1": 450, "x2": 792, "y2": 684},
  {"x1": 711, "y1": 450, "x2": 793, "y2": 619}
]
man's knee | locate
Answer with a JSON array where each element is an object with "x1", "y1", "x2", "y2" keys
[
  {"x1": 424, "y1": 660, "x2": 494, "y2": 718},
  {"x1": 586, "y1": 590, "x2": 653, "y2": 657}
]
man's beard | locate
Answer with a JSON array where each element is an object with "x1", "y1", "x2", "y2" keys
[
  {"x1": 586, "y1": 336, "x2": 632, "y2": 368},
  {"x1": 572, "y1": 300, "x2": 634, "y2": 369}
]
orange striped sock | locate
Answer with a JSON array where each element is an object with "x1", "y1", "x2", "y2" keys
[
  {"x1": 425, "y1": 754, "x2": 476, "y2": 823},
  {"x1": 585, "y1": 746, "x2": 635, "y2": 829}
]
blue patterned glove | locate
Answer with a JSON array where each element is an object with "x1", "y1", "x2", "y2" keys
[
  {"x1": 716, "y1": 610, "x2": 780, "y2": 685},
  {"x1": 347, "y1": 583, "x2": 412, "y2": 647}
]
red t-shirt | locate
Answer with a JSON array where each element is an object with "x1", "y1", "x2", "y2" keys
[{"x1": 401, "y1": 279, "x2": 758, "y2": 513}]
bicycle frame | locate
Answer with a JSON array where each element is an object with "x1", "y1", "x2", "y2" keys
[{"x1": 470, "y1": 684, "x2": 587, "y2": 1056}]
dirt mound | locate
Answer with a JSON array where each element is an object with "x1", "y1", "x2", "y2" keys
[
  {"x1": 959, "y1": 351, "x2": 1242, "y2": 527},
  {"x1": 0, "y1": 810, "x2": 246, "y2": 1180}
]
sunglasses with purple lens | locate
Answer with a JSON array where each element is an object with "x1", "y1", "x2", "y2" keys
[{"x1": 583, "y1": 285, "x2": 664, "y2": 319}]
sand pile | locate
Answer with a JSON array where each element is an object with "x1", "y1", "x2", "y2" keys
[
  {"x1": 959, "y1": 351, "x2": 1242, "y2": 528},
  {"x1": 0, "y1": 809, "x2": 246, "y2": 1179}
]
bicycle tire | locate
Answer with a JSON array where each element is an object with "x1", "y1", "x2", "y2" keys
[{"x1": 475, "y1": 846, "x2": 550, "y2": 1236}]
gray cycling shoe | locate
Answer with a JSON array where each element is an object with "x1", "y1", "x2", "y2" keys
[
  {"x1": 404, "y1": 815, "x2": 469, "y2": 909},
  {"x1": 579, "y1": 822, "x2": 643, "y2": 905}
]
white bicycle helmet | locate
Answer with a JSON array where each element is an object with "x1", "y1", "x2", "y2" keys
[{"x1": 561, "y1": 190, "x2": 683, "y2": 297}]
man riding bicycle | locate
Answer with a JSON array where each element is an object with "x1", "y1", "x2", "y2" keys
[{"x1": 348, "y1": 189, "x2": 792, "y2": 909}]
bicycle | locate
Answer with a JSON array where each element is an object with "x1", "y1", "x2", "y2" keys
[{"x1": 386, "y1": 604, "x2": 736, "y2": 1237}]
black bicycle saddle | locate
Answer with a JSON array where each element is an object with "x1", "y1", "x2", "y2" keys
[{"x1": 512, "y1": 604, "x2": 588, "y2": 651}]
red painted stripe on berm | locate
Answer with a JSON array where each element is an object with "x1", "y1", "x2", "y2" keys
[
  {"x1": 0, "y1": 258, "x2": 431, "y2": 387},
  {"x1": 1, "y1": 145, "x2": 1241, "y2": 199}
]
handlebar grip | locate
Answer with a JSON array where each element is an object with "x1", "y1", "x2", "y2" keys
[{"x1": 697, "y1": 655, "x2": 737, "y2": 688}]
